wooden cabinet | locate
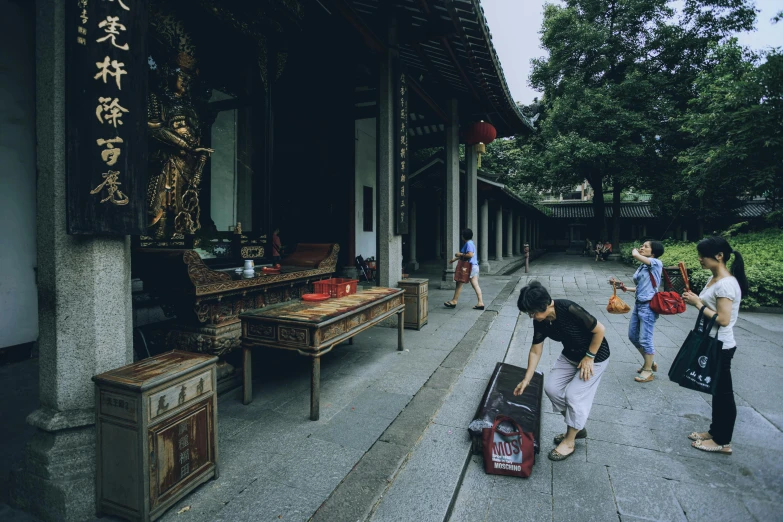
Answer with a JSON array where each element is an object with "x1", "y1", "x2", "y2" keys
[
  {"x1": 398, "y1": 278, "x2": 428, "y2": 330},
  {"x1": 93, "y1": 351, "x2": 218, "y2": 522}
]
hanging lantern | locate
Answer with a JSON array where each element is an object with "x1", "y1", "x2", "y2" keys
[{"x1": 464, "y1": 121, "x2": 497, "y2": 168}]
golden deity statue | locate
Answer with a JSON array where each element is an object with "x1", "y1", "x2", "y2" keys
[{"x1": 146, "y1": 52, "x2": 213, "y2": 238}]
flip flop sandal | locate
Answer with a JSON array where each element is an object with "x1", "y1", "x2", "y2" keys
[
  {"x1": 473, "y1": 305, "x2": 485, "y2": 310},
  {"x1": 634, "y1": 372, "x2": 654, "y2": 383},
  {"x1": 687, "y1": 432, "x2": 713, "y2": 441},
  {"x1": 553, "y1": 428, "x2": 587, "y2": 445},
  {"x1": 692, "y1": 439, "x2": 732, "y2": 455},
  {"x1": 636, "y1": 362, "x2": 658, "y2": 373},
  {"x1": 548, "y1": 448, "x2": 575, "y2": 461},
  {"x1": 444, "y1": 302, "x2": 456, "y2": 308}
]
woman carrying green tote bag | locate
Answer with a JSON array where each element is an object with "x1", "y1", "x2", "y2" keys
[{"x1": 668, "y1": 309, "x2": 723, "y2": 395}]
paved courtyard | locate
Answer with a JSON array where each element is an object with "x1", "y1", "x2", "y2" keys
[{"x1": 1, "y1": 253, "x2": 781, "y2": 522}]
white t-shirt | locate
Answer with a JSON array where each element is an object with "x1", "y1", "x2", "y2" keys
[{"x1": 698, "y1": 276, "x2": 742, "y2": 349}]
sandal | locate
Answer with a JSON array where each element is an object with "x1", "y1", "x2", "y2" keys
[
  {"x1": 687, "y1": 431, "x2": 712, "y2": 442},
  {"x1": 634, "y1": 371, "x2": 654, "y2": 383},
  {"x1": 548, "y1": 447, "x2": 575, "y2": 461},
  {"x1": 691, "y1": 439, "x2": 732, "y2": 455},
  {"x1": 444, "y1": 302, "x2": 456, "y2": 308},
  {"x1": 553, "y1": 428, "x2": 587, "y2": 445},
  {"x1": 637, "y1": 362, "x2": 658, "y2": 373},
  {"x1": 473, "y1": 305, "x2": 485, "y2": 310}
]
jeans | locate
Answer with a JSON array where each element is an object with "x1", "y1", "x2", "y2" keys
[
  {"x1": 710, "y1": 347, "x2": 737, "y2": 445},
  {"x1": 628, "y1": 302, "x2": 658, "y2": 355}
]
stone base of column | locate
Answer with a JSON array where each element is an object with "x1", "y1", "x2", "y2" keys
[
  {"x1": 408, "y1": 260, "x2": 419, "y2": 271},
  {"x1": 440, "y1": 268, "x2": 456, "y2": 290},
  {"x1": 10, "y1": 408, "x2": 97, "y2": 522},
  {"x1": 480, "y1": 261, "x2": 491, "y2": 274}
]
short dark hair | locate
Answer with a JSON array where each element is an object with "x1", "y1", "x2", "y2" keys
[
  {"x1": 517, "y1": 281, "x2": 551, "y2": 314},
  {"x1": 646, "y1": 240, "x2": 664, "y2": 259},
  {"x1": 461, "y1": 228, "x2": 473, "y2": 240}
]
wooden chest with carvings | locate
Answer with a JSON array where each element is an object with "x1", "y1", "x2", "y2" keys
[
  {"x1": 92, "y1": 351, "x2": 218, "y2": 522},
  {"x1": 398, "y1": 278, "x2": 429, "y2": 330}
]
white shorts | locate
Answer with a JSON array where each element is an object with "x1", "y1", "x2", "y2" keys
[{"x1": 470, "y1": 265, "x2": 479, "y2": 279}]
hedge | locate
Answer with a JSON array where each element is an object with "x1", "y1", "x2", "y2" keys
[{"x1": 619, "y1": 229, "x2": 783, "y2": 310}]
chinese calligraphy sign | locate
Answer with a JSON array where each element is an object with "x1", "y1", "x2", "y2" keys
[
  {"x1": 66, "y1": 0, "x2": 148, "y2": 234},
  {"x1": 395, "y1": 70, "x2": 409, "y2": 235}
]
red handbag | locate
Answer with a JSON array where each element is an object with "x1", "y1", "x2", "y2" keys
[
  {"x1": 649, "y1": 269, "x2": 686, "y2": 315},
  {"x1": 481, "y1": 415, "x2": 535, "y2": 478}
]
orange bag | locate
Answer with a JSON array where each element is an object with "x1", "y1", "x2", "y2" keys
[{"x1": 607, "y1": 284, "x2": 631, "y2": 314}]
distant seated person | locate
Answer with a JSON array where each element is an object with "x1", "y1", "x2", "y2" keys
[
  {"x1": 272, "y1": 227, "x2": 283, "y2": 264},
  {"x1": 594, "y1": 241, "x2": 604, "y2": 261},
  {"x1": 599, "y1": 242, "x2": 613, "y2": 261},
  {"x1": 584, "y1": 238, "x2": 593, "y2": 257}
]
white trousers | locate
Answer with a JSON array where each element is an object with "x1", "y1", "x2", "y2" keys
[{"x1": 544, "y1": 354, "x2": 609, "y2": 431}]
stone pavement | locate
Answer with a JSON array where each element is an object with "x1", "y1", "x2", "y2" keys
[
  {"x1": 2, "y1": 253, "x2": 781, "y2": 522},
  {"x1": 376, "y1": 254, "x2": 782, "y2": 522}
]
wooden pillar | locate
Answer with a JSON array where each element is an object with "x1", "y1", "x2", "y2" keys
[
  {"x1": 505, "y1": 210, "x2": 513, "y2": 257},
  {"x1": 513, "y1": 214, "x2": 521, "y2": 255},
  {"x1": 465, "y1": 142, "x2": 478, "y2": 234}
]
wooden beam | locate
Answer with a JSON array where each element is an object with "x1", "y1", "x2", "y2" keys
[
  {"x1": 415, "y1": 0, "x2": 483, "y2": 106},
  {"x1": 407, "y1": 75, "x2": 450, "y2": 124},
  {"x1": 329, "y1": 0, "x2": 385, "y2": 52}
]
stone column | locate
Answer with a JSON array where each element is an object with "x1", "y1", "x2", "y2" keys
[
  {"x1": 465, "y1": 142, "x2": 478, "y2": 234},
  {"x1": 513, "y1": 214, "x2": 521, "y2": 255},
  {"x1": 434, "y1": 202, "x2": 442, "y2": 260},
  {"x1": 504, "y1": 210, "x2": 513, "y2": 257},
  {"x1": 409, "y1": 201, "x2": 418, "y2": 271},
  {"x1": 10, "y1": 1, "x2": 134, "y2": 519},
  {"x1": 522, "y1": 216, "x2": 528, "y2": 245},
  {"x1": 377, "y1": 35, "x2": 402, "y2": 288},
  {"x1": 536, "y1": 221, "x2": 541, "y2": 249},
  {"x1": 441, "y1": 99, "x2": 459, "y2": 290},
  {"x1": 494, "y1": 204, "x2": 503, "y2": 261},
  {"x1": 480, "y1": 198, "x2": 490, "y2": 273}
]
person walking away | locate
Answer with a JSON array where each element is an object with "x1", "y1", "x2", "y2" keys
[
  {"x1": 513, "y1": 281, "x2": 610, "y2": 461},
  {"x1": 682, "y1": 236, "x2": 747, "y2": 455},
  {"x1": 444, "y1": 228, "x2": 485, "y2": 310},
  {"x1": 609, "y1": 240, "x2": 665, "y2": 382}
]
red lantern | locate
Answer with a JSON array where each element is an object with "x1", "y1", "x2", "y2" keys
[{"x1": 464, "y1": 121, "x2": 497, "y2": 167}]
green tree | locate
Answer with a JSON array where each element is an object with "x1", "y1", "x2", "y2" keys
[
  {"x1": 678, "y1": 41, "x2": 783, "y2": 225},
  {"x1": 509, "y1": 0, "x2": 756, "y2": 243}
]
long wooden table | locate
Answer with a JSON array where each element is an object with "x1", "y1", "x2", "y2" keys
[{"x1": 239, "y1": 287, "x2": 405, "y2": 420}]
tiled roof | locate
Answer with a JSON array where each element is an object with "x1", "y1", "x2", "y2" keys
[
  {"x1": 737, "y1": 202, "x2": 770, "y2": 218},
  {"x1": 546, "y1": 203, "x2": 655, "y2": 219},
  {"x1": 546, "y1": 200, "x2": 769, "y2": 220}
]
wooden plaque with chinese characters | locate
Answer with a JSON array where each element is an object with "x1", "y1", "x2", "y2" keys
[
  {"x1": 395, "y1": 67, "x2": 409, "y2": 235},
  {"x1": 93, "y1": 350, "x2": 218, "y2": 522},
  {"x1": 66, "y1": 0, "x2": 148, "y2": 235}
]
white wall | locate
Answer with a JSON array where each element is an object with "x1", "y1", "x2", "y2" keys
[
  {"x1": 0, "y1": 0, "x2": 38, "y2": 348},
  {"x1": 355, "y1": 118, "x2": 376, "y2": 259}
]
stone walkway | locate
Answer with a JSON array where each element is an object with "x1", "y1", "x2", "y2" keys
[
  {"x1": 2, "y1": 253, "x2": 781, "y2": 522},
  {"x1": 380, "y1": 254, "x2": 782, "y2": 522}
]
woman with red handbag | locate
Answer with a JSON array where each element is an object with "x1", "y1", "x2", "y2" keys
[
  {"x1": 681, "y1": 237, "x2": 747, "y2": 455},
  {"x1": 609, "y1": 240, "x2": 665, "y2": 383},
  {"x1": 444, "y1": 228, "x2": 485, "y2": 310}
]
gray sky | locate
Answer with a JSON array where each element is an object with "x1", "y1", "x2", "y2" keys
[{"x1": 481, "y1": 0, "x2": 783, "y2": 106}]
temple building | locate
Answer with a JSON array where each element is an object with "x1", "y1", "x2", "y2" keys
[{"x1": 0, "y1": 0, "x2": 540, "y2": 520}]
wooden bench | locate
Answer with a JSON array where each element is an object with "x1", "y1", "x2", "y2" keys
[{"x1": 239, "y1": 287, "x2": 405, "y2": 420}]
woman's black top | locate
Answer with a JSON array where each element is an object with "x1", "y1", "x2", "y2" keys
[{"x1": 532, "y1": 299, "x2": 610, "y2": 363}]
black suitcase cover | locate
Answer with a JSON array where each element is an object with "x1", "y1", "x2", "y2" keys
[{"x1": 468, "y1": 362, "x2": 544, "y2": 454}]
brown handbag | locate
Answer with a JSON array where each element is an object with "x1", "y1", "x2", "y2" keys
[
  {"x1": 454, "y1": 259, "x2": 471, "y2": 283},
  {"x1": 607, "y1": 283, "x2": 631, "y2": 314}
]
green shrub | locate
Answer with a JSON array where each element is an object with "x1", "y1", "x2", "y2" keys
[{"x1": 620, "y1": 229, "x2": 783, "y2": 309}]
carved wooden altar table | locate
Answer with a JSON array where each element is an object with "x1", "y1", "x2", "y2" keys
[{"x1": 239, "y1": 287, "x2": 405, "y2": 420}]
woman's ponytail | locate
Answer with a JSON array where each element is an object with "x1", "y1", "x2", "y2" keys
[{"x1": 731, "y1": 251, "x2": 749, "y2": 298}]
